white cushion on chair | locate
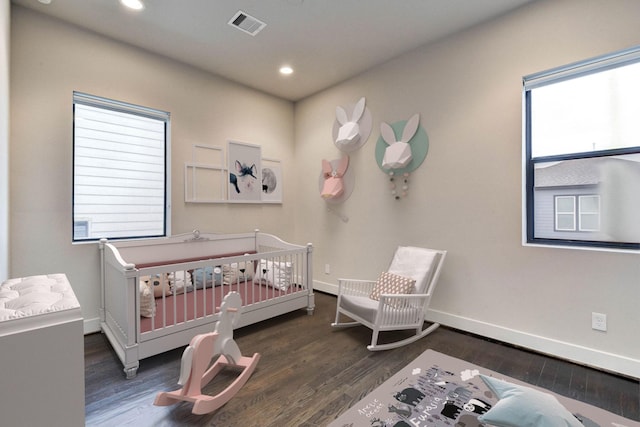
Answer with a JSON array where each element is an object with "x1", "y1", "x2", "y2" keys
[
  {"x1": 340, "y1": 295, "x2": 380, "y2": 323},
  {"x1": 340, "y1": 294, "x2": 422, "y2": 324},
  {"x1": 388, "y1": 246, "x2": 438, "y2": 294}
]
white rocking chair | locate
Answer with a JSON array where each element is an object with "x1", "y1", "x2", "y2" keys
[{"x1": 331, "y1": 246, "x2": 446, "y2": 351}]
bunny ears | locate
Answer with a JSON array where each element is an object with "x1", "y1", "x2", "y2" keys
[{"x1": 332, "y1": 97, "x2": 372, "y2": 152}]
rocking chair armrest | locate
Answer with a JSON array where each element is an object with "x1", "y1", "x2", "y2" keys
[
  {"x1": 378, "y1": 293, "x2": 431, "y2": 310},
  {"x1": 337, "y1": 278, "x2": 377, "y2": 296},
  {"x1": 379, "y1": 292, "x2": 430, "y2": 299}
]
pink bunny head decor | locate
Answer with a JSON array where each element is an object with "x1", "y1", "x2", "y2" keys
[
  {"x1": 381, "y1": 113, "x2": 420, "y2": 170},
  {"x1": 321, "y1": 155, "x2": 349, "y2": 199}
]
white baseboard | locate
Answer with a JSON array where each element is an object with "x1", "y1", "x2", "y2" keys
[
  {"x1": 427, "y1": 308, "x2": 640, "y2": 379},
  {"x1": 315, "y1": 279, "x2": 639, "y2": 378},
  {"x1": 83, "y1": 316, "x2": 101, "y2": 335},
  {"x1": 314, "y1": 279, "x2": 338, "y2": 295}
]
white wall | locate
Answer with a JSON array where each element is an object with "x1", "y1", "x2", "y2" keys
[
  {"x1": 294, "y1": 0, "x2": 640, "y2": 377},
  {"x1": 9, "y1": 1, "x2": 640, "y2": 378},
  {"x1": 0, "y1": 0, "x2": 8, "y2": 282},
  {"x1": 9, "y1": 6, "x2": 296, "y2": 333}
]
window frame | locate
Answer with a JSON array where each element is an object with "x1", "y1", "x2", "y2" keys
[
  {"x1": 523, "y1": 46, "x2": 640, "y2": 250},
  {"x1": 72, "y1": 92, "x2": 171, "y2": 242}
]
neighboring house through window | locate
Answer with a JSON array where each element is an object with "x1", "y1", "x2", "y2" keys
[
  {"x1": 524, "y1": 46, "x2": 640, "y2": 249},
  {"x1": 73, "y1": 92, "x2": 170, "y2": 241}
]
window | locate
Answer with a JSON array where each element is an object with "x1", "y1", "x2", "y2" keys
[
  {"x1": 73, "y1": 92, "x2": 170, "y2": 241},
  {"x1": 578, "y1": 195, "x2": 600, "y2": 232},
  {"x1": 524, "y1": 46, "x2": 640, "y2": 249},
  {"x1": 553, "y1": 195, "x2": 600, "y2": 232},
  {"x1": 554, "y1": 196, "x2": 575, "y2": 231}
]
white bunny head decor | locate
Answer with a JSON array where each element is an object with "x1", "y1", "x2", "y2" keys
[
  {"x1": 335, "y1": 97, "x2": 366, "y2": 150},
  {"x1": 380, "y1": 113, "x2": 420, "y2": 170},
  {"x1": 321, "y1": 155, "x2": 349, "y2": 200},
  {"x1": 333, "y1": 97, "x2": 371, "y2": 152}
]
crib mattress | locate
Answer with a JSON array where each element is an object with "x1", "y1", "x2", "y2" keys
[{"x1": 0, "y1": 274, "x2": 80, "y2": 328}]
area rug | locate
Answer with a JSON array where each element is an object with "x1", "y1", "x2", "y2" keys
[{"x1": 329, "y1": 349, "x2": 639, "y2": 427}]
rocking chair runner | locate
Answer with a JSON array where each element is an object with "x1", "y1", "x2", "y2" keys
[{"x1": 331, "y1": 246, "x2": 446, "y2": 351}]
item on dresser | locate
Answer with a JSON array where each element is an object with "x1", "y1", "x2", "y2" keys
[
  {"x1": 0, "y1": 274, "x2": 81, "y2": 320},
  {"x1": 0, "y1": 274, "x2": 85, "y2": 426}
]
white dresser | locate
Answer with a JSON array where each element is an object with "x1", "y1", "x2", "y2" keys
[{"x1": 0, "y1": 274, "x2": 84, "y2": 427}]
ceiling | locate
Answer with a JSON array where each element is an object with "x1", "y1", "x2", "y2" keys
[{"x1": 12, "y1": 0, "x2": 535, "y2": 101}]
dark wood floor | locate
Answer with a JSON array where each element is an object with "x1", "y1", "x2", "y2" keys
[{"x1": 85, "y1": 292, "x2": 640, "y2": 426}]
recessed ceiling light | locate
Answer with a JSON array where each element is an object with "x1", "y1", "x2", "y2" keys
[
  {"x1": 37, "y1": 0, "x2": 52, "y2": 4},
  {"x1": 121, "y1": 0, "x2": 144, "y2": 11},
  {"x1": 279, "y1": 66, "x2": 294, "y2": 75}
]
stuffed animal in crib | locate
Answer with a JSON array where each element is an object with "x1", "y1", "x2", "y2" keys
[
  {"x1": 381, "y1": 113, "x2": 420, "y2": 169},
  {"x1": 321, "y1": 155, "x2": 349, "y2": 199}
]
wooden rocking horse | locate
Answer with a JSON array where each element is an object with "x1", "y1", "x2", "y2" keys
[{"x1": 154, "y1": 292, "x2": 261, "y2": 415}]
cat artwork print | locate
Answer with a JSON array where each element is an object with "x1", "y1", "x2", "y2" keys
[
  {"x1": 229, "y1": 160, "x2": 259, "y2": 200},
  {"x1": 227, "y1": 141, "x2": 262, "y2": 202}
]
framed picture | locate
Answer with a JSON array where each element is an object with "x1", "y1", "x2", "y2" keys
[
  {"x1": 227, "y1": 140, "x2": 262, "y2": 203},
  {"x1": 261, "y1": 158, "x2": 283, "y2": 203}
]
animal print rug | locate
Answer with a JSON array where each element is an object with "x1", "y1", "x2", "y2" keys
[{"x1": 329, "y1": 350, "x2": 639, "y2": 427}]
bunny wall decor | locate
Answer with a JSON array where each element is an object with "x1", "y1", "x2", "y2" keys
[
  {"x1": 332, "y1": 97, "x2": 372, "y2": 152},
  {"x1": 380, "y1": 113, "x2": 419, "y2": 170},
  {"x1": 320, "y1": 155, "x2": 349, "y2": 200},
  {"x1": 375, "y1": 113, "x2": 429, "y2": 200}
]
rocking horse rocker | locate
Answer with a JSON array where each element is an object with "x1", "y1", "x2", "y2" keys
[{"x1": 154, "y1": 292, "x2": 261, "y2": 415}]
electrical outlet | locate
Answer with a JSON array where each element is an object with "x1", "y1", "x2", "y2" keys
[
  {"x1": 592, "y1": 312, "x2": 607, "y2": 332},
  {"x1": 325, "y1": 264, "x2": 331, "y2": 275}
]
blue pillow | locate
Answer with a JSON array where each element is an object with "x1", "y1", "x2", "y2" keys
[
  {"x1": 192, "y1": 266, "x2": 222, "y2": 289},
  {"x1": 478, "y1": 375, "x2": 583, "y2": 427}
]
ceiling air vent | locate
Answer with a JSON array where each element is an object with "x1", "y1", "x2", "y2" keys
[{"x1": 228, "y1": 11, "x2": 266, "y2": 36}]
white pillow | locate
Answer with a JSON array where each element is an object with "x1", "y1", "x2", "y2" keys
[
  {"x1": 168, "y1": 270, "x2": 193, "y2": 295},
  {"x1": 223, "y1": 261, "x2": 254, "y2": 285},
  {"x1": 139, "y1": 281, "x2": 155, "y2": 318},
  {"x1": 255, "y1": 259, "x2": 293, "y2": 290}
]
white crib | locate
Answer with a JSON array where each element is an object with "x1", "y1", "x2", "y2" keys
[{"x1": 99, "y1": 230, "x2": 314, "y2": 378}]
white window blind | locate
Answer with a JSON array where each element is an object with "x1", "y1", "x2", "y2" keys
[{"x1": 73, "y1": 92, "x2": 170, "y2": 241}]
